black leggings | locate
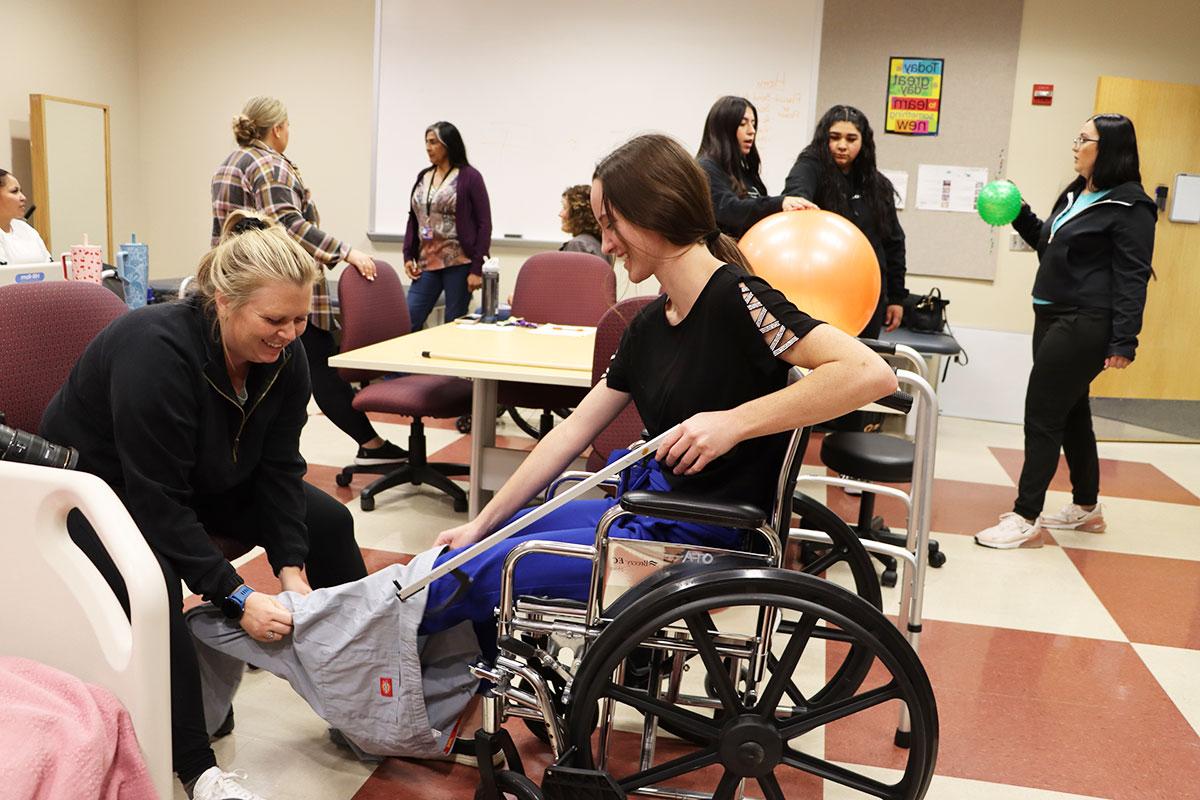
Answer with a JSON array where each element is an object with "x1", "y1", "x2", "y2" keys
[
  {"x1": 301, "y1": 323, "x2": 379, "y2": 446},
  {"x1": 1014, "y1": 303, "x2": 1110, "y2": 520},
  {"x1": 68, "y1": 482, "x2": 367, "y2": 784}
]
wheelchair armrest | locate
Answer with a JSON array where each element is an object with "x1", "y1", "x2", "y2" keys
[
  {"x1": 619, "y1": 490, "x2": 766, "y2": 529},
  {"x1": 876, "y1": 388, "x2": 914, "y2": 414},
  {"x1": 546, "y1": 471, "x2": 618, "y2": 500},
  {"x1": 857, "y1": 337, "x2": 896, "y2": 355}
]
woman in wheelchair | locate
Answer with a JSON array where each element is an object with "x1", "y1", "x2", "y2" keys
[{"x1": 420, "y1": 133, "x2": 898, "y2": 660}]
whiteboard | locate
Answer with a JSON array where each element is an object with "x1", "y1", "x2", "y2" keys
[{"x1": 372, "y1": 0, "x2": 823, "y2": 243}]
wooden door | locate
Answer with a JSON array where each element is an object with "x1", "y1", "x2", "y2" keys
[{"x1": 1091, "y1": 76, "x2": 1200, "y2": 401}]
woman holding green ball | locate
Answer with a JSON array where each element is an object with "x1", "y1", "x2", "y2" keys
[{"x1": 975, "y1": 114, "x2": 1156, "y2": 550}]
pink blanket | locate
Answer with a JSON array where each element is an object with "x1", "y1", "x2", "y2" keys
[{"x1": 0, "y1": 656, "x2": 157, "y2": 799}]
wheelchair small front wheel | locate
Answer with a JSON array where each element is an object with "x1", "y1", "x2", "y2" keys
[{"x1": 474, "y1": 769, "x2": 542, "y2": 800}]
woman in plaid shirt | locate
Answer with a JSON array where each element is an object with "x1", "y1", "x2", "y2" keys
[{"x1": 211, "y1": 96, "x2": 407, "y2": 466}]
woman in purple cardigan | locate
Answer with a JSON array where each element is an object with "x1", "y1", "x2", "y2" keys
[{"x1": 403, "y1": 121, "x2": 492, "y2": 329}]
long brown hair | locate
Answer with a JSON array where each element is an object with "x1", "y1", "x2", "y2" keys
[{"x1": 593, "y1": 134, "x2": 749, "y2": 270}]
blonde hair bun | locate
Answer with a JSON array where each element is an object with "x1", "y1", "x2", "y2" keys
[
  {"x1": 232, "y1": 96, "x2": 287, "y2": 146},
  {"x1": 232, "y1": 114, "x2": 259, "y2": 146}
]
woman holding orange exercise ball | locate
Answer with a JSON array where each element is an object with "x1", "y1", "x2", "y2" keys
[{"x1": 697, "y1": 95, "x2": 816, "y2": 239}]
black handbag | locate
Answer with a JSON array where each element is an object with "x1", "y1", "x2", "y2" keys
[{"x1": 903, "y1": 287, "x2": 949, "y2": 333}]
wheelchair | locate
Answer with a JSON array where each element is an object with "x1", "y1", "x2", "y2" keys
[{"x1": 466, "y1": 370, "x2": 940, "y2": 800}]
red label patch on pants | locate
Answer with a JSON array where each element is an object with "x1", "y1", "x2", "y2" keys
[{"x1": 379, "y1": 677, "x2": 393, "y2": 697}]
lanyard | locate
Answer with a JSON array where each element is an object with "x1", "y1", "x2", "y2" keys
[{"x1": 425, "y1": 167, "x2": 453, "y2": 216}]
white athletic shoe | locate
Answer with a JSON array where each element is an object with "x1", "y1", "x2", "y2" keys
[
  {"x1": 189, "y1": 768, "x2": 268, "y2": 800},
  {"x1": 1039, "y1": 502, "x2": 1106, "y2": 532},
  {"x1": 974, "y1": 512, "x2": 1044, "y2": 550}
]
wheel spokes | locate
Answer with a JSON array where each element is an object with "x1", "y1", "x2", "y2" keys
[
  {"x1": 606, "y1": 681, "x2": 722, "y2": 743},
  {"x1": 617, "y1": 744, "x2": 720, "y2": 792},
  {"x1": 801, "y1": 546, "x2": 845, "y2": 576},
  {"x1": 757, "y1": 613, "x2": 817, "y2": 713},
  {"x1": 779, "y1": 680, "x2": 903, "y2": 740},
  {"x1": 756, "y1": 772, "x2": 787, "y2": 800},
  {"x1": 767, "y1": 651, "x2": 810, "y2": 709},
  {"x1": 711, "y1": 769, "x2": 742, "y2": 800},
  {"x1": 684, "y1": 612, "x2": 743, "y2": 713},
  {"x1": 782, "y1": 748, "x2": 900, "y2": 799}
]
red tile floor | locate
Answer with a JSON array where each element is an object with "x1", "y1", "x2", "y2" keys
[{"x1": 186, "y1": 413, "x2": 1200, "y2": 800}]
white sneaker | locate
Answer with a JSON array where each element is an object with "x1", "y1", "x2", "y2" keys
[
  {"x1": 189, "y1": 768, "x2": 267, "y2": 800},
  {"x1": 974, "y1": 512, "x2": 1044, "y2": 550},
  {"x1": 1039, "y1": 502, "x2": 1106, "y2": 532}
]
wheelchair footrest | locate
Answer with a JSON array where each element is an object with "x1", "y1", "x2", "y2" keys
[{"x1": 542, "y1": 757, "x2": 627, "y2": 800}]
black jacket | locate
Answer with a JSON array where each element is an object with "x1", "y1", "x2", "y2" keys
[
  {"x1": 41, "y1": 297, "x2": 312, "y2": 601},
  {"x1": 699, "y1": 157, "x2": 783, "y2": 239},
  {"x1": 1013, "y1": 180, "x2": 1156, "y2": 360},
  {"x1": 783, "y1": 152, "x2": 907, "y2": 306}
]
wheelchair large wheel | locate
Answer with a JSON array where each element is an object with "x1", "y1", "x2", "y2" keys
[
  {"x1": 791, "y1": 491, "x2": 882, "y2": 610},
  {"x1": 789, "y1": 491, "x2": 883, "y2": 707},
  {"x1": 566, "y1": 568, "x2": 938, "y2": 800}
]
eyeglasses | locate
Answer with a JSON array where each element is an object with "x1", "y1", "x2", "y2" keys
[{"x1": 1072, "y1": 136, "x2": 1099, "y2": 148}]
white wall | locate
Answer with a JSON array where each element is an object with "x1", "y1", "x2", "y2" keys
[
  {"x1": 3, "y1": 0, "x2": 141, "y2": 259},
  {"x1": 12, "y1": 0, "x2": 1200, "y2": 322},
  {"x1": 132, "y1": 0, "x2": 377, "y2": 279},
  {"x1": 907, "y1": 0, "x2": 1200, "y2": 334}
]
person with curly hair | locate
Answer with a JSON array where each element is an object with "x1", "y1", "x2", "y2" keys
[{"x1": 557, "y1": 184, "x2": 609, "y2": 262}]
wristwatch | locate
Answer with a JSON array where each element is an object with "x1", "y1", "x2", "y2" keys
[{"x1": 221, "y1": 584, "x2": 255, "y2": 620}]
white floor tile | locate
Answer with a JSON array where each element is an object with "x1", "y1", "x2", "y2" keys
[
  {"x1": 1044, "y1": 490, "x2": 1200, "y2": 562},
  {"x1": 877, "y1": 532, "x2": 1127, "y2": 641},
  {"x1": 1133, "y1": 642, "x2": 1200, "y2": 738}
]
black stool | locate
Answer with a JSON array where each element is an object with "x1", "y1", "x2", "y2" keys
[{"x1": 820, "y1": 431, "x2": 946, "y2": 587}]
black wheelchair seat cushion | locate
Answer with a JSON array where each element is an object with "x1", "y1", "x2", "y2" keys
[{"x1": 820, "y1": 431, "x2": 915, "y2": 484}]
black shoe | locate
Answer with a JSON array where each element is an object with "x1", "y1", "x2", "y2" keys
[{"x1": 354, "y1": 440, "x2": 408, "y2": 465}]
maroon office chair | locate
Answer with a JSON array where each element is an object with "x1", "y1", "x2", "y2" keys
[
  {"x1": 0, "y1": 281, "x2": 127, "y2": 432},
  {"x1": 585, "y1": 295, "x2": 655, "y2": 472},
  {"x1": 334, "y1": 261, "x2": 472, "y2": 512},
  {"x1": 497, "y1": 251, "x2": 617, "y2": 438},
  {"x1": 0, "y1": 280, "x2": 258, "y2": 561}
]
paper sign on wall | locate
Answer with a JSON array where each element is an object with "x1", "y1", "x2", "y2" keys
[
  {"x1": 880, "y1": 169, "x2": 909, "y2": 210},
  {"x1": 915, "y1": 164, "x2": 988, "y2": 213},
  {"x1": 885, "y1": 57, "x2": 943, "y2": 136}
]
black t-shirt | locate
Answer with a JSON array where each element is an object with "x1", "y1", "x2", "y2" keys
[{"x1": 606, "y1": 265, "x2": 823, "y2": 511}]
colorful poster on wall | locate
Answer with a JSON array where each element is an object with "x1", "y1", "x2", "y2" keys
[{"x1": 885, "y1": 57, "x2": 943, "y2": 136}]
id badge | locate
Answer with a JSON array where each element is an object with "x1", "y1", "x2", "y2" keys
[{"x1": 420, "y1": 224, "x2": 433, "y2": 240}]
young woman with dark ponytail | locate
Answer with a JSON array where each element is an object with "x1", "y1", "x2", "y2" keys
[{"x1": 417, "y1": 136, "x2": 897, "y2": 748}]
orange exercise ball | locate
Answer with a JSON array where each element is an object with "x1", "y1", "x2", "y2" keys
[{"x1": 738, "y1": 210, "x2": 881, "y2": 334}]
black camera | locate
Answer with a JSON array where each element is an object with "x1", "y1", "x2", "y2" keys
[{"x1": 0, "y1": 419, "x2": 79, "y2": 470}]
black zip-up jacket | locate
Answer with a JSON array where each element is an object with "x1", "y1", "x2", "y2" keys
[
  {"x1": 1013, "y1": 180, "x2": 1156, "y2": 360},
  {"x1": 783, "y1": 152, "x2": 907, "y2": 306},
  {"x1": 40, "y1": 296, "x2": 311, "y2": 602},
  {"x1": 699, "y1": 157, "x2": 784, "y2": 240}
]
